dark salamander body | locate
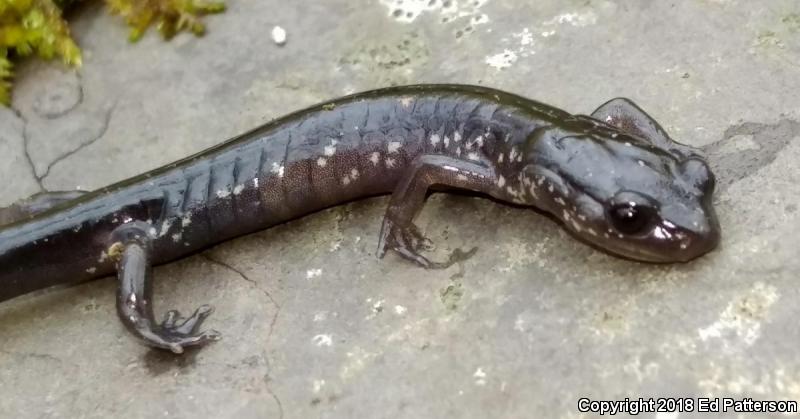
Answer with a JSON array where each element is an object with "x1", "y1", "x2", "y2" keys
[{"x1": 0, "y1": 85, "x2": 720, "y2": 352}]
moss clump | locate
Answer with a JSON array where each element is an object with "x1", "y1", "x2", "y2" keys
[{"x1": 0, "y1": 0, "x2": 225, "y2": 104}]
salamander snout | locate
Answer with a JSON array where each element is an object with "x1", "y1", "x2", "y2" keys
[{"x1": 589, "y1": 189, "x2": 721, "y2": 263}]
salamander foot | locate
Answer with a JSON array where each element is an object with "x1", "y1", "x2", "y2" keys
[
  {"x1": 377, "y1": 218, "x2": 470, "y2": 269},
  {"x1": 111, "y1": 221, "x2": 221, "y2": 354},
  {"x1": 156, "y1": 305, "x2": 221, "y2": 354}
]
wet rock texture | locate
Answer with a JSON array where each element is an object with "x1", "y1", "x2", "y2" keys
[{"x1": 2, "y1": 1, "x2": 800, "y2": 417}]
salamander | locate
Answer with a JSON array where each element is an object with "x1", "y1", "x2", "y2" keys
[{"x1": 0, "y1": 84, "x2": 720, "y2": 353}]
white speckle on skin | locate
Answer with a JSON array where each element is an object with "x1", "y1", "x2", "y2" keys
[
  {"x1": 455, "y1": 146, "x2": 462, "y2": 156},
  {"x1": 638, "y1": 160, "x2": 646, "y2": 167},
  {"x1": 457, "y1": 174, "x2": 468, "y2": 181},
  {"x1": 86, "y1": 267, "x2": 96, "y2": 274},
  {"x1": 317, "y1": 157, "x2": 327, "y2": 167},
  {"x1": 624, "y1": 142, "x2": 632, "y2": 146},
  {"x1": 386, "y1": 158, "x2": 396, "y2": 168},
  {"x1": 181, "y1": 213, "x2": 192, "y2": 227},
  {"x1": 444, "y1": 135, "x2": 451, "y2": 147},
  {"x1": 577, "y1": 214, "x2": 587, "y2": 221},
  {"x1": 253, "y1": 177, "x2": 259, "y2": 188},
  {"x1": 497, "y1": 175, "x2": 506, "y2": 187},
  {"x1": 312, "y1": 334, "x2": 333, "y2": 347},
  {"x1": 98, "y1": 251, "x2": 108, "y2": 263},
  {"x1": 216, "y1": 189, "x2": 231, "y2": 198},
  {"x1": 172, "y1": 233, "x2": 182, "y2": 242},
  {"x1": 547, "y1": 184, "x2": 554, "y2": 193},
  {"x1": 554, "y1": 197, "x2": 566, "y2": 206},
  {"x1": 430, "y1": 134, "x2": 441, "y2": 146},
  {"x1": 148, "y1": 227, "x2": 157, "y2": 237},
  {"x1": 342, "y1": 176, "x2": 352, "y2": 185},
  {"x1": 369, "y1": 152, "x2": 380, "y2": 165},
  {"x1": 497, "y1": 153, "x2": 504, "y2": 163},
  {"x1": 388, "y1": 141, "x2": 402, "y2": 153},
  {"x1": 453, "y1": 131, "x2": 462, "y2": 143},
  {"x1": 680, "y1": 243, "x2": 688, "y2": 249},
  {"x1": 508, "y1": 147, "x2": 518, "y2": 161},
  {"x1": 233, "y1": 184, "x2": 245, "y2": 195},
  {"x1": 528, "y1": 185, "x2": 539, "y2": 199},
  {"x1": 351, "y1": 168, "x2": 359, "y2": 179},
  {"x1": 306, "y1": 268, "x2": 322, "y2": 279},
  {"x1": 271, "y1": 26, "x2": 287, "y2": 45},
  {"x1": 399, "y1": 97, "x2": 413, "y2": 107},
  {"x1": 587, "y1": 228, "x2": 598, "y2": 236},
  {"x1": 271, "y1": 162, "x2": 285, "y2": 177},
  {"x1": 324, "y1": 145, "x2": 336, "y2": 156},
  {"x1": 467, "y1": 152, "x2": 480, "y2": 161}
]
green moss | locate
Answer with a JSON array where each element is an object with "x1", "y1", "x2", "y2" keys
[{"x1": 0, "y1": 0, "x2": 225, "y2": 105}]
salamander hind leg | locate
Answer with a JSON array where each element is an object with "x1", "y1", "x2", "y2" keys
[
  {"x1": 376, "y1": 155, "x2": 495, "y2": 269},
  {"x1": 110, "y1": 221, "x2": 220, "y2": 353}
]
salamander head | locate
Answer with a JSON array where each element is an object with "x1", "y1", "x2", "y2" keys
[{"x1": 524, "y1": 124, "x2": 720, "y2": 263}]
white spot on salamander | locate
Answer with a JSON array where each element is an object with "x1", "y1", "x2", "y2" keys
[
  {"x1": 324, "y1": 145, "x2": 336, "y2": 156},
  {"x1": 370, "y1": 152, "x2": 380, "y2": 166},
  {"x1": 86, "y1": 267, "x2": 96, "y2": 274},
  {"x1": 233, "y1": 184, "x2": 245, "y2": 195},
  {"x1": 457, "y1": 174, "x2": 468, "y2": 181},
  {"x1": 497, "y1": 153, "x2": 504, "y2": 163},
  {"x1": 444, "y1": 135, "x2": 451, "y2": 147},
  {"x1": 172, "y1": 233, "x2": 182, "y2": 242},
  {"x1": 554, "y1": 197, "x2": 566, "y2": 206},
  {"x1": 386, "y1": 158, "x2": 397, "y2": 168},
  {"x1": 216, "y1": 189, "x2": 231, "y2": 198},
  {"x1": 271, "y1": 162, "x2": 285, "y2": 177},
  {"x1": 253, "y1": 177, "x2": 259, "y2": 188},
  {"x1": 497, "y1": 175, "x2": 506, "y2": 187},
  {"x1": 181, "y1": 213, "x2": 192, "y2": 227},
  {"x1": 342, "y1": 176, "x2": 351, "y2": 185},
  {"x1": 351, "y1": 168, "x2": 359, "y2": 179},
  {"x1": 158, "y1": 219, "x2": 173, "y2": 237},
  {"x1": 430, "y1": 134, "x2": 441, "y2": 146},
  {"x1": 317, "y1": 157, "x2": 328, "y2": 167},
  {"x1": 388, "y1": 141, "x2": 402, "y2": 153},
  {"x1": 453, "y1": 131, "x2": 462, "y2": 143},
  {"x1": 399, "y1": 97, "x2": 413, "y2": 107},
  {"x1": 638, "y1": 160, "x2": 646, "y2": 167},
  {"x1": 467, "y1": 152, "x2": 480, "y2": 161}
]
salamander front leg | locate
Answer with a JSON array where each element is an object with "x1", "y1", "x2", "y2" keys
[
  {"x1": 377, "y1": 155, "x2": 496, "y2": 269},
  {"x1": 111, "y1": 222, "x2": 220, "y2": 353}
]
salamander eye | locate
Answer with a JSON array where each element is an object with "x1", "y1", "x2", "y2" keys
[{"x1": 608, "y1": 191, "x2": 657, "y2": 235}]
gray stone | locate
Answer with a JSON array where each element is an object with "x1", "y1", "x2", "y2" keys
[{"x1": 2, "y1": 0, "x2": 800, "y2": 418}]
